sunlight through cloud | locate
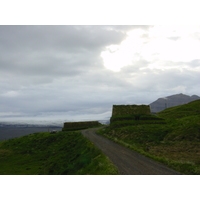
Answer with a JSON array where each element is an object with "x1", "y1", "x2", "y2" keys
[
  {"x1": 101, "y1": 29, "x2": 147, "y2": 71},
  {"x1": 101, "y1": 26, "x2": 200, "y2": 71}
]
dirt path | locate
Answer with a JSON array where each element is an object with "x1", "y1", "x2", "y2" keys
[{"x1": 81, "y1": 128, "x2": 181, "y2": 175}]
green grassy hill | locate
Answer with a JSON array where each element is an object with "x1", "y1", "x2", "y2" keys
[
  {"x1": 157, "y1": 99, "x2": 200, "y2": 119},
  {"x1": 157, "y1": 100, "x2": 200, "y2": 141},
  {"x1": 0, "y1": 131, "x2": 118, "y2": 175},
  {"x1": 98, "y1": 100, "x2": 200, "y2": 174}
]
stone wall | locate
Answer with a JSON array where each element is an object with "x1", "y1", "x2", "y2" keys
[{"x1": 62, "y1": 121, "x2": 101, "y2": 131}]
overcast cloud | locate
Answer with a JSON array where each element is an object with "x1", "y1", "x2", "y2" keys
[{"x1": 1, "y1": 25, "x2": 200, "y2": 124}]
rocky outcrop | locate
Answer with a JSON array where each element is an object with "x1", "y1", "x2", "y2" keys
[{"x1": 149, "y1": 93, "x2": 200, "y2": 113}]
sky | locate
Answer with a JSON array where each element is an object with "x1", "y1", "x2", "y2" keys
[{"x1": 1, "y1": 25, "x2": 200, "y2": 124}]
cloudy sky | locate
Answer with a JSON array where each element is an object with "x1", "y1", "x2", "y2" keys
[{"x1": 0, "y1": 25, "x2": 200, "y2": 124}]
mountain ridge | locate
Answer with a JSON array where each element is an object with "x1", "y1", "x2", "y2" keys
[{"x1": 149, "y1": 93, "x2": 200, "y2": 113}]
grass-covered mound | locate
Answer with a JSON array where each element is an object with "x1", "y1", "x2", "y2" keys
[
  {"x1": 0, "y1": 131, "x2": 119, "y2": 175},
  {"x1": 110, "y1": 104, "x2": 165, "y2": 128},
  {"x1": 62, "y1": 121, "x2": 102, "y2": 131},
  {"x1": 98, "y1": 100, "x2": 200, "y2": 175},
  {"x1": 112, "y1": 105, "x2": 151, "y2": 116}
]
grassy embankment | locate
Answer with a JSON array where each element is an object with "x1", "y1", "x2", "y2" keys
[
  {"x1": 0, "y1": 131, "x2": 119, "y2": 175},
  {"x1": 62, "y1": 121, "x2": 103, "y2": 131},
  {"x1": 98, "y1": 100, "x2": 200, "y2": 175}
]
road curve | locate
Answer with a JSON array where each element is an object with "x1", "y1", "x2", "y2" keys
[{"x1": 81, "y1": 128, "x2": 181, "y2": 175}]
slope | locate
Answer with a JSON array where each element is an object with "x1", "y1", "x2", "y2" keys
[
  {"x1": 0, "y1": 131, "x2": 118, "y2": 175},
  {"x1": 98, "y1": 100, "x2": 200, "y2": 174}
]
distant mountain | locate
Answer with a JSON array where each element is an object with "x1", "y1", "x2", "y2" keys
[{"x1": 149, "y1": 93, "x2": 200, "y2": 113}]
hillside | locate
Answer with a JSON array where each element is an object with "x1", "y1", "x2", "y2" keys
[
  {"x1": 149, "y1": 93, "x2": 200, "y2": 113},
  {"x1": 157, "y1": 100, "x2": 200, "y2": 141},
  {"x1": 98, "y1": 100, "x2": 200, "y2": 174},
  {"x1": 157, "y1": 99, "x2": 200, "y2": 119},
  {"x1": 0, "y1": 131, "x2": 118, "y2": 175}
]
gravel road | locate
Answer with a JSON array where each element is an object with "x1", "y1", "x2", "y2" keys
[{"x1": 81, "y1": 128, "x2": 181, "y2": 175}]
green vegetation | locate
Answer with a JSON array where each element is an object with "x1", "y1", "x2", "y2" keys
[
  {"x1": 110, "y1": 114, "x2": 165, "y2": 122},
  {"x1": 0, "y1": 131, "x2": 119, "y2": 175},
  {"x1": 110, "y1": 114, "x2": 165, "y2": 128},
  {"x1": 112, "y1": 104, "x2": 150, "y2": 116},
  {"x1": 110, "y1": 115, "x2": 166, "y2": 128},
  {"x1": 158, "y1": 99, "x2": 200, "y2": 119},
  {"x1": 110, "y1": 104, "x2": 165, "y2": 129},
  {"x1": 98, "y1": 100, "x2": 200, "y2": 175},
  {"x1": 62, "y1": 121, "x2": 103, "y2": 131}
]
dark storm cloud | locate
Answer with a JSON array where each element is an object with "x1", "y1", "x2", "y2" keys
[
  {"x1": 0, "y1": 25, "x2": 125, "y2": 52},
  {"x1": 0, "y1": 25, "x2": 141, "y2": 119},
  {"x1": 0, "y1": 25, "x2": 128, "y2": 82}
]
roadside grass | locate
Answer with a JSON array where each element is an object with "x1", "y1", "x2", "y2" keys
[
  {"x1": 97, "y1": 100, "x2": 200, "y2": 175},
  {"x1": 97, "y1": 120, "x2": 200, "y2": 175},
  {"x1": 0, "y1": 131, "x2": 119, "y2": 175}
]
